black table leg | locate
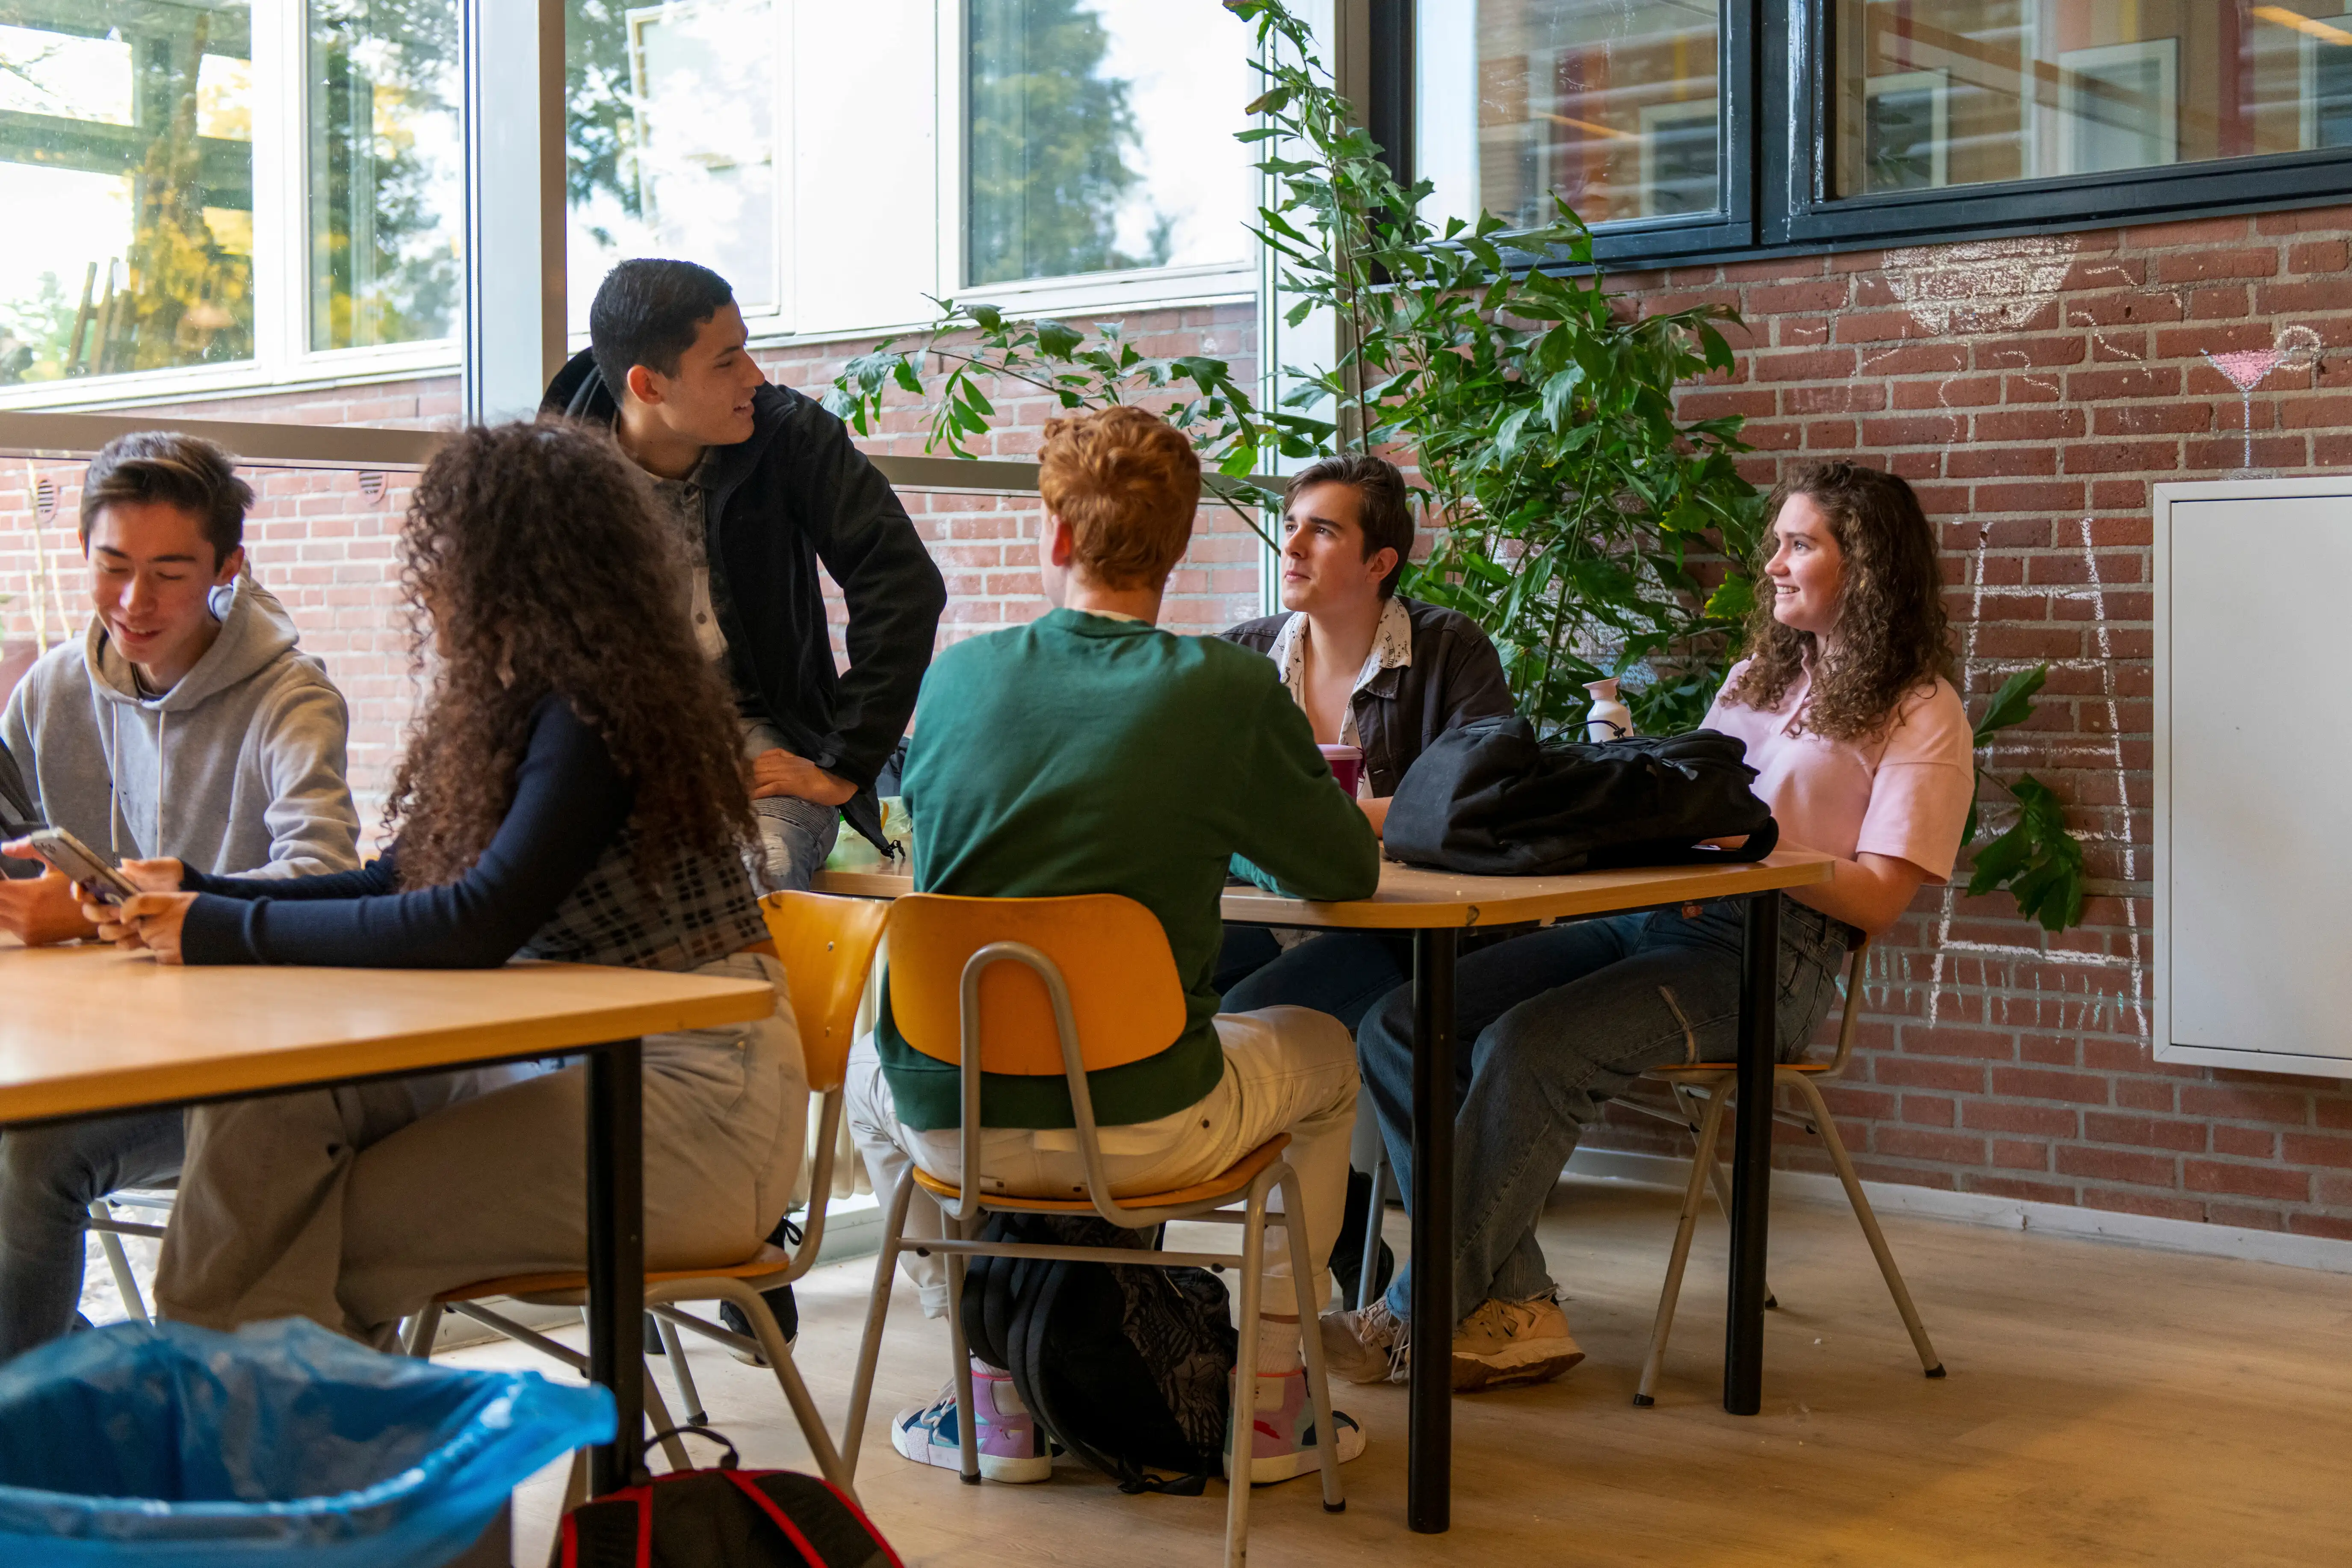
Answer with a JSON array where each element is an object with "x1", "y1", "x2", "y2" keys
[
  {"x1": 1408, "y1": 928, "x2": 1457, "y2": 1534},
  {"x1": 586, "y1": 1037, "x2": 646, "y2": 1495},
  {"x1": 1725, "y1": 894, "x2": 1778, "y2": 1416}
]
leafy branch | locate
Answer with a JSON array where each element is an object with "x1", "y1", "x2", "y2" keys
[{"x1": 1963, "y1": 665, "x2": 2087, "y2": 932}]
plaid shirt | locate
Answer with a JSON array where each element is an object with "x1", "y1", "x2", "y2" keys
[{"x1": 520, "y1": 822, "x2": 769, "y2": 972}]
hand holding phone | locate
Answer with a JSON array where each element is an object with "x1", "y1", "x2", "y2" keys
[{"x1": 16, "y1": 828, "x2": 141, "y2": 907}]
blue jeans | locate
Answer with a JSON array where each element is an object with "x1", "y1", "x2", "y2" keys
[
  {"x1": 742, "y1": 721, "x2": 841, "y2": 893},
  {"x1": 1217, "y1": 928, "x2": 1412, "y2": 1034},
  {"x1": 1357, "y1": 896, "x2": 1850, "y2": 1327},
  {"x1": 0, "y1": 1110, "x2": 183, "y2": 1360}
]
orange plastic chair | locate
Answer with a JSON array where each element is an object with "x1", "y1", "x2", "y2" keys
[
  {"x1": 402, "y1": 894, "x2": 887, "y2": 1496},
  {"x1": 839, "y1": 893, "x2": 1344, "y2": 1567}
]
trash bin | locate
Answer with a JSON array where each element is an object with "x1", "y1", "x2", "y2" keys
[{"x1": 0, "y1": 1316, "x2": 613, "y2": 1567}]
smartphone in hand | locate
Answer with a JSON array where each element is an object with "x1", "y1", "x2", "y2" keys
[{"x1": 18, "y1": 828, "x2": 141, "y2": 907}]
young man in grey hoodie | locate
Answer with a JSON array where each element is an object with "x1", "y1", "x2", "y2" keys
[{"x1": 0, "y1": 431, "x2": 359, "y2": 1361}]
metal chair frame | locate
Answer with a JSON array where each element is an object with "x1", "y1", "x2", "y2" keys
[
  {"x1": 1625, "y1": 936, "x2": 1945, "y2": 1403},
  {"x1": 839, "y1": 926, "x2": 1345, "y2": 1568}
]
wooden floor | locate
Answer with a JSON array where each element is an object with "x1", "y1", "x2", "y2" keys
[{"x1": 455, "y1": 1173, "x2": 2352, "y2": 1567}]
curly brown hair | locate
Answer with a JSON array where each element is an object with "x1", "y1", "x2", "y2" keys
[
  {"x1": 385, "y1": 419, "x2": 753, "y2": 889},
  {"x1": 1719, "y1": 461, "x2": 1957, "y2": 742}
]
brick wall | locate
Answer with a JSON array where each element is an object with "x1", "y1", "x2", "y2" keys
[
  {"x1": 1579, "y1": 207, "x2": 2352, "y2": 1240},
  {"x1": 7, "y1": 227, "x2": 2352, "y2": 1242}
]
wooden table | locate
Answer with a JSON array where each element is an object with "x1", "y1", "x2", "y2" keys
[
  {"x1": 0, "y1": 939, "x2": 777, "y2": 1495},
  {"x1": 818, "y1": 850, "x2": 1834, "y2": 1533}
]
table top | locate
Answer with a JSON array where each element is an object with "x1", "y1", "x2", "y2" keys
[
  {"x1": 814, "y1": 848, "x2": 1835, "y2": 930},
  {"x1": 0, "y1": 942, "x2": 778, "y2": 1125}
]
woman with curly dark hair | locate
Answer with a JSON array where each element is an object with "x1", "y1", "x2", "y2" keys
[
  {"x1": 1324, "y1": 461, "x2": 1974, "y2": 1395},
  {"x1": 89, "y1": 419, "x2": 805, "y2": 1344}
]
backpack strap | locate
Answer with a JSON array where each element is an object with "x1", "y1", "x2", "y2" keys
[
  {"x1": 724, "y1": 1470, "x2": 908, "y2": 1568},
  {"x1": 556, "y1": 1491, "x2": 653, "y2": 1568}
]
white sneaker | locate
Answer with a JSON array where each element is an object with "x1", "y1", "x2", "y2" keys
[
  {"x1": 1450, "y1": 1297, "x2": 1584, "y2": 1392},
  {"x1": 1317, "y1": 1299, "x2": 1410, "y2": 1385}
]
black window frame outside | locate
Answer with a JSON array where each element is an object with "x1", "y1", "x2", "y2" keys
[{"x1": 1386, "y1": 0, "x2": 2352, "y2": 272}]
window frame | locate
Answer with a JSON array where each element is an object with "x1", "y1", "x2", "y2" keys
[{"x1": 1389, "y1": 1, "x2": 2352, "y2": 270}]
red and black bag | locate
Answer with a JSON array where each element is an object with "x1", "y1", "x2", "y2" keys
[{"x1": 553, "y1": 1429, "x2": 900, "y2": 1568}]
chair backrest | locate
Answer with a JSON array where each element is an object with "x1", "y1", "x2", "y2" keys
[
  {"x1": 888, "y1": 893, "x2": 1185, "y2": 1077},
  {"x1": 758, "y1": 892, "x2": 890, "y2": 1094},
  {"x1": 1820, "y1": 936, "x2": 1873, "y2": 1076}
]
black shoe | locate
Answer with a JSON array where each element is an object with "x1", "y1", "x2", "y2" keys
[
  {"x1": 717, "y1": 1287, "x2": 798, "y2": 1366},
  {"x1": 1329, "y1": 1167, "x2": 1396, "y2": 1309},
  {"x1": 644, "y1": 1315, "x2": 666, "y2": 1355}
]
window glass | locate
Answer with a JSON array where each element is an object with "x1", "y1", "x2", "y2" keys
[
  {"x1": 964, "y1": 0, "x2": 1254, "y2": 287},
  {"x1": 1473, "y1": 0, "x2": 1723, "y2": 228},
  {"x1": 0, "y1": 5, "x2": 256, "y2": 384},
  {"x1": 1835, "y1": 3, "x2": 2352, "y2": 198},
  {"x1": 565, "y1": 0, "x2": 779, "y2": 330},
  {"x1": 308, "y1": 0, "x2": 462, "y2": 351}
]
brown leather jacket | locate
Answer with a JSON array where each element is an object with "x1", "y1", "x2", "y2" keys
[{"x1": 1221, "y1": 596, "x2": 1517, "y2": 798}]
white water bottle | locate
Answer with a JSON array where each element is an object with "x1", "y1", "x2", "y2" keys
[{"x1": 1584, "y1": 677, "x2": 1632, "y2": 743}]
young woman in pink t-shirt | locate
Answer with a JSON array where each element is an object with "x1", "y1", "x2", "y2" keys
[{"x1": 1322, "y1": 461, "x2": 1974, "y2": 1394}]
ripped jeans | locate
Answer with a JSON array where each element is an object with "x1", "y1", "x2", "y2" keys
[{"x1": 1355, "y1": 895, "x2": 1850, "y2": 1327}]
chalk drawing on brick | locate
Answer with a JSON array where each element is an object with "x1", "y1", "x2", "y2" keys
[
  {"x1": 1883, "y1": 235, "x2": 2080, "y2": 335},
  {"x1": 2203, "y1": 324, "x2": 2322, "y2": 476},
  {"x1": 1907, "y1": 519, "x2": 2147, "y2": 1042}
]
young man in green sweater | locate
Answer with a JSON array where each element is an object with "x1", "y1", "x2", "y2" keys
[{"x1": 846, "y1": 405, "x2": 1382, "y2": 1485}]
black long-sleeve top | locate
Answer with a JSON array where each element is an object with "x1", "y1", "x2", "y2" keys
[{"x1": 180, "y1": 695, "x2": 766, "y2": 971}]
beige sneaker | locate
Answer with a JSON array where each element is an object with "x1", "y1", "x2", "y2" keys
[
  {"x1": 1450, "y1": 1297, "x2": 1584, "y2": 1392},
  {"x1": 1317, "y1": 1299, "x2": 1411, "y2": 1385}
]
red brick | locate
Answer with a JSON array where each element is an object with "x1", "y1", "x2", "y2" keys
[
  {"x1": 1871, "y1": 1056, "x2": 1989, "y2": 1092},
  {"x1": 2083, "y1": 1187, "x2": 2209, "y2": 1224},
  {"x1": 1990, "y1": 1068, "x2": 2113, "y2": 1106},
  {"x1": 2151, "y1": 248, "x2": 2279, "y2": 283},
  {"x1": 2281, "y1": 1133, "x2": 2352, "y2": 1169},
  {"x1": 2213, "y1": 1125, "x2": 2278, "y2": 1160},
  {"x1": 2287, "y1": 1213, "x2": 2352, "y2": 1242},
  {"x1": 2092, "y1": 402, "x2": 2212, "y2": 436},
  {"x1": 1964, "y1": 1175, "x2": 2077, "y2": 1205},
  {"x1": 1900, "y1": 1095, "x2": 1958, "y2": 1127},
  {"x1": 1872, "y1": 1128, "x2": 1989, "y2": 1164},
  {"x1": 1962, "y1": 1101, "x2": 2078, "y2": 1137},
  {"x1": 2177, "y1": 1085, "x2": 2313, "y2": 1125},
  {"x1": 2183, "y1": 1160, "x2": 2311, "y2": 1202},
  {"x1": 1901, "y1": 1027, "x2": 2016, "y2": 1062},
  {"x1": 2066, "y1": 366, "x2": 2182, "y2": 401},
  {"x1": 2204, "y1": 1204, "x2": 2289, "y2": 1232},
  {"x1": 2056, "y1": 1145, "x2": 2177, "y2": 1187},
  {"x1": 2082, "y1": 1111, "x2": 2206, "y2": 1152},
  {"x1": 1992, "y1": 1138, "x2": 2051, "y2": 1170},
  {"x1": 1975, "y1": 408, "x2": 2086, "y2": 442},
  {"x1": 1755, "y1": 348, "x2": 1859, "y2": 381}
]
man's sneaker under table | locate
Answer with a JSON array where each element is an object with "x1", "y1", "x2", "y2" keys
[
  {"x1": 1450, "y1": 1297, "x2": 1584, "y2": 1392},
  {"x1": 1318, "y1": 1300, "x2": 1410, "y2": 1385},
  {"x1": 890, "y1": 1363, "x2": 1053, "y2": 1483}
]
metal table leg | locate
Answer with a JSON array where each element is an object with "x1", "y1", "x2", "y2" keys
[
  {"x1": 1408, "y1": 928, "x2": 1457, "y2": 1534},
  {"x1": 1725, "y1": 894, "x2": 1778, "y2": 1415},
  {"x1": 586, "y1": 1037, "x2": 646, "y2": 1495}
]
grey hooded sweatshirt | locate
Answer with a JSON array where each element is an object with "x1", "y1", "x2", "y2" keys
[{"x1": 0, "y1": 576, "x2": 360, "y2": 880}]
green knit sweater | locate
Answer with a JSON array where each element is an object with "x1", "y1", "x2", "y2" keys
[{"x1": 878, "y1": 608, "x2": 1381, "y2": 1130}]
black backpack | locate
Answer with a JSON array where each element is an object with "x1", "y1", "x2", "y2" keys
[
  {"x1": 553, "y1": 1429, "x2": 898, "y2": 1568},
  {"x1": 1384, "y1": 716, "x2": 1778, "y2": 877},
  {"x1": 958, "y1": 1213, "x2": 1238, "y2": 1495}
]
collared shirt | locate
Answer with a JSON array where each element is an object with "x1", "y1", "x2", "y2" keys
[
  {"x1": 647, "y1": 451, "x2": 731, "y2": 668},
  {"x1": 1264, "y1": 595, "x2": 1415, "y2": 755}
]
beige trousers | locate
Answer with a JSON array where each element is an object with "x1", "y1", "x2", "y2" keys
[
  {"x1": 845, "y1": 1005, "x2": 1358, "y2": 1320},
  {"x1": 157, "y1": 952, "x2": 806, "y2": 1347}
]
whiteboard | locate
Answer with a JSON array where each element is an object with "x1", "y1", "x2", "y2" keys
[{"x1": 2155, "y1": 478, "x2": 2352, "y2": 1078}]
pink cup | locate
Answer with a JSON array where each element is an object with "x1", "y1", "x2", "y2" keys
[{"x1": 1318, "y1": 744, "x2": 1365, "y2": 797}]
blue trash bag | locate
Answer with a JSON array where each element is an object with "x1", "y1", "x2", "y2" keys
[{"x1": 0, "y1": 1316, "x2": 613, "y2": 1566}]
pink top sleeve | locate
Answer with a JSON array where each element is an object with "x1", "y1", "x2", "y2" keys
[
  {"x1": 1854, "y1": 682, "x2": 1976, "y2": 882},
  {"x1": 1704, "y1": 661, "x2": 1976, "y2": 883}
]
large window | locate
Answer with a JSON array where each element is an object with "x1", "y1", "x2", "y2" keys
[
  {"x1": 1472, "y1": 0, "x2": 1723, "y2": 227},
  {"x1": 962, "y1": 0, "x2": 1254, "y2": 289},
  {"x1": 564, "y1": 0, "x2": 780, "y2": 331},
  {"x1": 0, "y1": 3, "x2": 258, "y2": 383},
  {"x1": 1835, "y1": 2, "x2": 2352, "y2": 197},
  {"x1": 1413, "y1": 1, "x2": 2352, "y2": 261}
]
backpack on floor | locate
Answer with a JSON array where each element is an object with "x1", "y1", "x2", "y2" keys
[
  {"x1": 553, "y1": 1429, "x2": 899, "y2": 1568},
  {"x1": 957, "y1": 1212, "x2": 1238, "y2": 1495},
  {"x1": 1385, "y1": 715, "x2": 1779, "y2": 877}
]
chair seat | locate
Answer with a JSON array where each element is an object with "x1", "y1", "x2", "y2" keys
[
  {"x1": 909, "y1": 1133, "x2": 1291, "y2": 1214},
  {"x1": 434, "y1": 1242, "x2": 794, "y2": 1304},
  {"x1": 1648, "y1": 1060, "x2": 1832, "y2": 1076}
]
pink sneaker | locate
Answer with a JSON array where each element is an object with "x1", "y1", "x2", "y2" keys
[
  {"x1": 1229, "y1": 1367, "x2": 1366, "y2": 1485},
  {"x1": 891, "y1": 1362, "x2": 1053, "y2": 1482}
]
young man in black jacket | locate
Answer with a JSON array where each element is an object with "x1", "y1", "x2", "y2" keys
[{"x1": 544, "y1": 260, "x2": 946, "y2": 888}]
